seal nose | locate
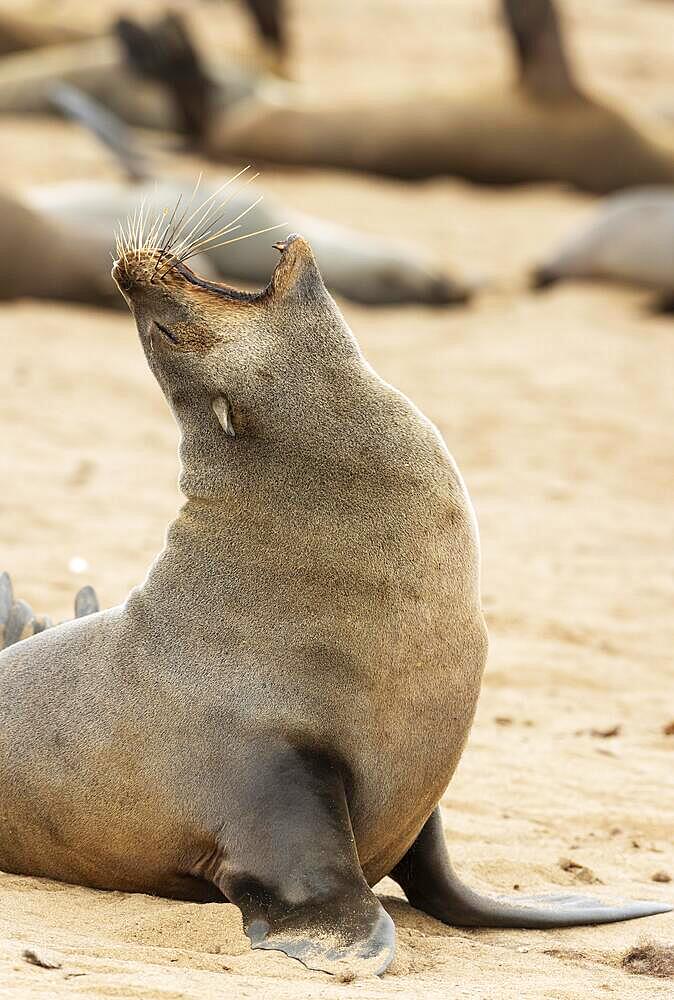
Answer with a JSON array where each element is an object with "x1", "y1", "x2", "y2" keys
[
  {"x1": 111, "y1": 258, "x2": 134, "y2": 294},
  {"x1": 112, "y1": 251, "x2": 163, "y2": 300},
  {"x1": 269, "y1": 233, "x2": 325, "y2": 297},
  {"x1": 272, "y1": 233, "x2": 301, "y2": 254}
]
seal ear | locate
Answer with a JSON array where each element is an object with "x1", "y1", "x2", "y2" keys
[
  {"x1": 502, "y1": 0, "x2": 580, "y2": 100},
  {"x1": 212, "y1": 397, "x2": 236, "y2": 437}
]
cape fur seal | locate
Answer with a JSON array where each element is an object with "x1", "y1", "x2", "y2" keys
[
  {"x1": 0, "y1": 189, "x2": 122, "y2": 309},
  {"x1": 3, "y1": 177, "x2": 469, "y2": 308},
  {"x1": 533, "y1": 187, "x2": 674, "y2": 305},
  {"x1": 0, "y1": 209, "x2": 669, "y2": 978},
  {"x1": 120, "y1": 0, "x2": 674, "y2": 194}
]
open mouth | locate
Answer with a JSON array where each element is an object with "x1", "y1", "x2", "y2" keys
[{"x1": 113, "y1": 232, "x2": 303, "y2": 310}]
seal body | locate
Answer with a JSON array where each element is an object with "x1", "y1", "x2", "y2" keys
[
  {"x1": 0, "y1": 234, "x2": 485, "y2": 887},
  {"x1": 533, "y1": 187, "x2": 674, "y2": 293},
  {"x1": 0, "y1": 34, "x2": 281, "y2": 129},
  {"x1": 0, "y1": 189, "x2": 120, "y2": 307},
  {"x1": 202, "y1": 85, "x2": 674, "y2": 193},
  {"x1": 0, "y1": 451, "x2": 484, "y2": 894},
  {"x1": 0, "y1": 231, "x2": 668, "y2": 977},
  {"x1": 0, "y1": 11, "x2": 91, "y2": 57},
  {"x1": 22, "y1": 178, "x2": 470, "y2": 306}
]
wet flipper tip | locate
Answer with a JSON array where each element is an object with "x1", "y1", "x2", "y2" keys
[
  {"x1": 3, "y1": 600, "x2": 36, "y2": 649},
  {"x1": 392, "y1": 807, "x2": 672, "y2": 932},
  {"x1": 32, "y1": 615, "x2": 53, "y2": 635},
  {"x1": 247, "y1": 897, "x2": 395, "y2": 977},
  {"x1": 0, "y1": 572, "x2": 13, "y2": 624},
  {"x1": 75, "y1": 586, "x2": 100, "y2": 618},
  {"x1": 214, "y1": 743, "x2": 396, "y2": 979},
  {"x1": 477, "y1": 892, "x2": 674, "y2": 928}
]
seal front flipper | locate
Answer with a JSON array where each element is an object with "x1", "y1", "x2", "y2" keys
[
  {"x1": 391, "y1": 807, "x2": 672, "y2": 928},
  {"x1": 206, "y1": 744, "x2": 395, "y2": 977}
]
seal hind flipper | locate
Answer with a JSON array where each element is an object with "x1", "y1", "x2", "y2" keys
[
  {"x1": 392, "y1": 808, "x2": 672, "y2": 928},
  {"x1": 242, "y1": 0, "x2": 287, "y2": 58},
  {"x1": 32, "y1": 615, "x2": 53, "y2": 635},
  {"x1": 3, "y1": 599, "x2": 37, "y2": 649},
  {"x1": 502, "y1": 0, "x2": 579, "y2": 100},
  {"x1": 208, "y1": 744, "x2": 395, "y2": 977},
  {"x1": 74, "y1": 585, "x2": 100, "y2": 618},
  {"x1": 48, "y1": 83, "x2": 150, "y2": 182}
]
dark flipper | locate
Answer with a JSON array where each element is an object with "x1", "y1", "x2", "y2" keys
[
  {"x1": 391, "y1": 807, "x2": 672, "y2": 929},
  {"x1": 114, "y1": 13, "x2": 214, "y2": 139},
  {"x1": 3, "y1": 599, "x2": 36, "y2": 649},
  {"x1": 32, "y1": 615, "x2": 53, "y2": 635},
  {"x1": 74, "y1": 585, "x2": 100, "y2": 618},
  {"x1": 0, "y1": 572, "x2": 14, "y2": 647},
  {"x1": 242, "y1": 0, "x2": 287, "y2": 57},
  {"x1": 48, "y1": 83, "x2": 150, "y2": 182},
  {"x1": 652, "y1": 292, "x2": 674, "y2": 314},
  {"x1": 209, "y1": 743, "x2": 395, "y2": 977},
  {"x1": 502, "y1": 0, "x2": 579, "y2": 100},
  {"x1": 530, "y1": 264, "x2": 561, "y2": 290}
]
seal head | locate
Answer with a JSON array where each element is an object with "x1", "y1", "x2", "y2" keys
[{"x1": 113, "y1": 233, "x2": 358, "y2": 500}]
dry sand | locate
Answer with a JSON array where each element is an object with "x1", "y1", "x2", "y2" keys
[{"x1": 0, "y1": 0, "x2": 673, "y2": 997}]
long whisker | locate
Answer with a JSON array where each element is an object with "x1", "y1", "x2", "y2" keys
[
  {"x1": 169, "y1": 166, "x2": 253, "y2": 253},
  {"x1": 179, "y1": 223, "x2": 288, "y2": 262},
  {"x1": 169, "y1": 169, "x2": 259, "y2": 263}
]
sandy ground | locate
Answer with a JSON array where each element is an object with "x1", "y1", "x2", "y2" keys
[{"x1": 1, "y1": 0, "x2": 673, "y2": 997}]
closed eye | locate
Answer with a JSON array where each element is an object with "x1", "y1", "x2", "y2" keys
[{"x1": 155, "y1": 322, "x2": 179, "y2": 344}]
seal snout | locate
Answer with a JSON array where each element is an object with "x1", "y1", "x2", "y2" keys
[
  {"x1": 112, "y1": 250, "x2": 162, "y2": 298},
  {"x1": 272, "y1": 233, "x2": 302, "y2": 254},
  {"x1": 269, "y1": 233, "x2": 325, "y2": 297}
]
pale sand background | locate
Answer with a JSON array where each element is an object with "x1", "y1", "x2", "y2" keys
[{"x1": 0, "y1": 0, "x2": 673, "y2": 997}]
